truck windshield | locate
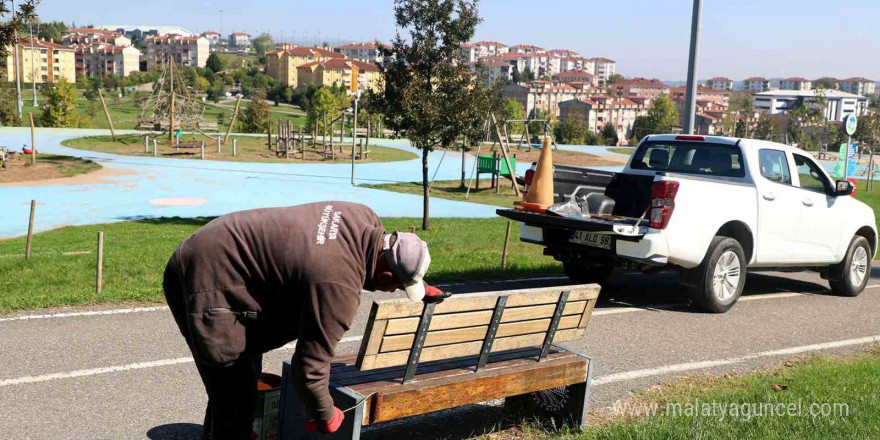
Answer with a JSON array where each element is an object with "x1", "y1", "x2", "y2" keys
[{"x1": 630, "y1": 141, "x2": 745, "y2": 178}]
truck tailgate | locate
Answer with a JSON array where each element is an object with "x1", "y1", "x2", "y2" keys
[{"x1": 496, "y1": 209, "x2": 645, "y2": 237}]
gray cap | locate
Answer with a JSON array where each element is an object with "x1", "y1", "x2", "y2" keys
[{"x1": 383, "y1": 232, "x2": 431, "y2": 301}]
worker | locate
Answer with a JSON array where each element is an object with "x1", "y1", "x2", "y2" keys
[{"x1": 162, "y1": 201, "x2": 450, "y2": 439}]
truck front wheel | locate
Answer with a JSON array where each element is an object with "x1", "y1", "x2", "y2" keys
[
  {"x1": 563, "y1": 261, "x2": 615, "y2": 285},
  {"x1": 689, "y1": 236, "x2": 747, "y2": 313}
]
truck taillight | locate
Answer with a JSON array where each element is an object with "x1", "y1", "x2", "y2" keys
[{"x1": 650, "y1": 180, "x2": 679, "y2": 229}]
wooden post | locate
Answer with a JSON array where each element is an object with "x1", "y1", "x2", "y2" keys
[
  {"x1": 200, "y1": 141, "x2": 205, "y2": 159},
  {"x1": 410, "y1": 226, "x2": 417, "y2": 234},
  {"x1": 268, "y1": 119, "x2": 273, "y2": 151},
  {"x1": 300, "y1": 128, "x2": 305, "y2": 159},
  {"x1": 223, "y1": 96, "x2": 243, "y2": 144},
  {"x1": 96, "y1": 231, "x2": 104, "y2": 294},
  {"x1": 501, "y1": 221, "x2": 512, "y2": 269},
  {"x1": 25, "y1": 200, "x2": 35, "y2": 260},
  {"x1": 145, "y1": 136, "x2": 149, "y2": 153},
  {"x1": 490, "y1": 113, "x2": 520, "y2": 196},
  {"x1": 153, "y1": 139, "x2": 157, "y2": 156},
  {"x1": 217, "y1": 135, "x2": 221, "y2": 154},
  {"x1": 366, "y1": 120, "x2": 371, "y2": 152},
  {"x1": 97, "y1": 89, "x2": 115, "y2": 140},
  {"x1": 28, "y1": 113, "x2": 36, "y2": 165},
  {"x1": 233, "y1": 138, "x2": 237, "y2": 156},
  {"x1": 169, "y1": 57, "x2": 175, "y2": 142},
  {"x1": 340, "y1": 113, "x2": 345, "y2": 143}
]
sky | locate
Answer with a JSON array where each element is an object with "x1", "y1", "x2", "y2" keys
[{"x1": 35, "y1": 0, "x2": 880, "y2": 82}]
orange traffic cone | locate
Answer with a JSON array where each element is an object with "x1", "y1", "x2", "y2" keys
[{"x1": 515, "y1": 135, "x2": 554, "y2": 213}]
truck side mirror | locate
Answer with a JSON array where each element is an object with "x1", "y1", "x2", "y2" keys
[{"x1": 835, "y1": 180, "x2": 854, "y2": 197}]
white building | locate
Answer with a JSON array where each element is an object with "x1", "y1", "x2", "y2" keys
[
  {"x1": 63, "y1": 28, "x2": 131, "y2": 47},
  {"x1": 100, "y1": 25, "x2": 194, "y2": 39},
  {"x1": 146, "y1": 34, "x2": 210, "y2": 69},
  {"x1": 334, "y1": 42, "x2": 385, "y2": 64},
  {"x1": 743, "y1": 77, "x2": 772, "y2": 93},
  {"x1": 779, "y1": 77, "x2": 812, "y2": 91},
  {"x1": 229, "y1": 32, "x2": 251, "y2": 48},
  {"x1": 753, "y1": 89, "x2": 868, "y2": 122},
  {"x1": 74, "y1": 44, "x2": 141, "y2": 78},
  {"x1": 706, "y1": 77, "x2": 734, "y2": 91},
  {"x1": 558, "y1": 97, "x2": 648, "y2": 143},
  {"x1": 467, "y1": 60, "x2": 512, "y2": 84},
  {"x1": 201, "y1": 31, "x2": 222, "y2": 49},
  {"x1": 838, "y1": 77, "x2": 876, "y2": 97},
  {"x1": 585, "y1": 57, "x2": 616, "y2": 85},
  {"x1": 509, "y1": 44, "x2": 543, "y2": 54},
  {"x1": 471, "y1": 41, "x2": 509, "y2": 58}
]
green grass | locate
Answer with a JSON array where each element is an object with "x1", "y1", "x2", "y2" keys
[
  {"x1": 0, "y1": 217, "x2": 559, "y2": 313},
  {"x1": 40, "y1": 154, "x2": 102, "y2": 177},
  {"x1": 855, "y1": 180, "x2": 880, "y2": 227},
  {"x1": 17, "y1": 88, "x2": 307, "y2": 131},
  {"x1": 61, "y1": 134, "x2": 418, "y2": 164},
  {"x1": 363, "y1": 179, "x2": 521, "y2": 208},
  {"x1": 559, "y1": 349, "x2": 880, "y2": 440},
  {"x1": 607, "y1": 147, "x2": 634, "y2": 155}
]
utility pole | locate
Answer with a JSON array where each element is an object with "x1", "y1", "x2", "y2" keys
[
  {"x1": 682, "y1": 0, "x2": 703, "y2": 134},
  {"x1": 169, "y1": 56, "x2": 175, "y2": 142},
  {"x1": 12, "y1": 0, "x2": 23, "y2": 118},
  {"x1": 29, "y1": 21, "x2": 37, "y2": 106}
]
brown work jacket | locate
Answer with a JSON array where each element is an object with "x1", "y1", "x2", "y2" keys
[{"x1": 173, "y1": 201, "x2": 384, "y2": 421}]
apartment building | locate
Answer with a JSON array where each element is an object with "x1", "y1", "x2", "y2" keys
[
  {"x1": 334, "y1": 42, "x2": 384, "y2": 64},
  {"x1": 467, "y1": 60, "x2": 512, "y2": 84},
  {"x1": 509, "y1": 44, "x2": 543, "y2": 54},
  {"x1": 669, "y1": 86, "x2": 731, "y2": 107},
  {"x1": 265, "y1": 46, "x2": 343, "y2": 87},
  {"x1": 551, "y1": 69, "x2": 598, "y2": 87},
  {"x1": 559, "y1": 57, "x2": 592, "y2": 74},
  {"x1": 74, "y1": 44, "x2": 141, "y2": 78},
  {"x1": 585, "y1": 57, "x2": 615, "y2": 85},
  {"x1": 502, "y1": 81, "x2": 591, "y2": 117},
  {"x1": 611, "y1": 78, "x2": 669, "y2": 100},
  {"x1": 296, "y1": 58, "x2": 382, "y2": 94},
  {"x1": 228, "y1": 32, "x2": 251, "y2": 48},
  {"x1": 780, "y1": 77, "x2": 812, "y2": 91},
  {"x1": 62, "y1": 28, "x2": 131, "y2": 47},
  {"x1": 471, "y1": 41, "x2": 509, "y2": 57},
  {"x1": 5, "y1": 37, "x2": 76, "y2": 83},
  {"x1": 145, "y1": 34, "x2": 210, "y2": 69},
  {"x1": 706, "y1": 77, "x2": 734, "y2": 91},
  {"x1": 558, "y1": 96, "x2": 647, "y2": 142},
  {"x1": 753, "y1": 89, "x2": 868, "y2": 122},
  {"x1": 743, "y1": 77, "x2": 772, "y2": 93},
  {"x1": 201, "y1": 31, "x2": 222, "y2": 49},
  {"x1": 100, "y1": 25, "x2": 194, "y2": 39},
  {"x1": 838, "y1": 77, "x2": 876, "y2": 97}
]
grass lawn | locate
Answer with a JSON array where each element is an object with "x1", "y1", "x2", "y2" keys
[
  {"x1": 0, "y1": 217, "x2": 560, "y2": 313},
  {"x1": 61, "y1": 134, "x2": 418, "y2": 164},
  {"x1": 0, "y1": 153, "x2": 101, "y2": 184},
  {"x1": 607, "y1": 147, "x2": 635, "y2": 156},
  {"x1": 364, "y1": 179, "x2": 521, "y2": 208},
  {"x1": 855, "y1": 180, "x2": 880, "y2": 227},
  {"x1": 547, "y1": 348, "x2": 880, "y2": 440},
  {"x1": 17, "y1": 88, "x2": 307, "y2": 131}
]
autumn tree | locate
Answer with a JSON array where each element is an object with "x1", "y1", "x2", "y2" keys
[
  {"x1": 237, "y1": 91, "x2": 271, "y2": 133},
  {"x1": 41, "y1": 78, "x2": 90, "y2": 128},
  {"x1": 376, "y1": 0, "x2": 483, "y2": 230}
]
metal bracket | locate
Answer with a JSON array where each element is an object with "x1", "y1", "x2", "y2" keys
[
  {"x1": 476, "y1": 296, "x2": 508, "y2": 372},
  {"x1": 403, "y1": 301, "x2": 436, "y2": 383},
  {"x1": 539, "y1": 290, "x2": 570, "y2": 360}
]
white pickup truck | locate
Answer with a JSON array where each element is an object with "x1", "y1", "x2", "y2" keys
[{"x1": 498, "y1": 134, "x2": 877, "y2": 312}]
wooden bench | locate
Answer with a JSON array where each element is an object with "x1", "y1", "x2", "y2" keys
[{"x1": 277, "y1": 285, "x2": 600, "y2": 439}]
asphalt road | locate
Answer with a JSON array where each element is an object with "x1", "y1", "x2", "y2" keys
[{"x1": 2, "y1": 269, "x2": 879, "y2": 440}]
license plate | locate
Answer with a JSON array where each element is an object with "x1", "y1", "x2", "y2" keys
[{"x1": 570, "y1": 231, "x2": 612, "y2": 250}]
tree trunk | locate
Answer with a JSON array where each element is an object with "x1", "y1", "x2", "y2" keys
[{"x1": 422, "y1": 147, "x2": 430, "y2": 231}]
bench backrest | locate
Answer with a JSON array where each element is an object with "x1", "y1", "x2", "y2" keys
[{"x1": 355, "y1": 285, "x2": 599, "y2": 371}]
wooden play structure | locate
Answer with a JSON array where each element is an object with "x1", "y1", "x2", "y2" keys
[{"x1": 277, "y1": 284, "x2": 600, "y2": 439}]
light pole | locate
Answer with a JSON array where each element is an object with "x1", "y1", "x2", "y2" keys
[
  {"x1": 682, "y1": 0, "x2": 703, "y2": 134},
  {"x1": 11, "y1": 0, "x2": 23, "y2": 118},
  {"x1": 30, "y1": 20, "x2": 37, "y2": 106},
  {"x1": 351, "y1": 90, "x2": 362, "y2": 185}
]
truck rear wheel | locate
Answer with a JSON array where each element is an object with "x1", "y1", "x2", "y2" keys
[
  {"x1": 829, "y1": 236, "x2": 871, "y2": 297},
  {"x1": 563, "y1": 261, "x2": 615, "y2": 285},
  {"x1": 690, "y1": 236, "x2": 746, "y2": 313}
]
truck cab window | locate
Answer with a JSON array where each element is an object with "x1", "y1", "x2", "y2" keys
[
  {"x1": 793, "y1": 154, "x2": 832, "y2": 194},
  {"x1": 758, "y1": 149, "x2": 791, "y2": 184},
  {"x1": 631, "y1": 142, "x2": 744, "y2": 177}
]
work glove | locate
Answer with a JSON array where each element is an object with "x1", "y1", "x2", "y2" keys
[
  {"x1": 305, "y1": 407, "x2": 344, "y2": 434},
  {"x1": 423, "y1": 284, "x2": 452, "y2": 304}
]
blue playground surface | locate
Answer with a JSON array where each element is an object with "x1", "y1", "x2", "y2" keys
[{"x1": 0, "y1": 128, "x2": 625, "y2": 238}]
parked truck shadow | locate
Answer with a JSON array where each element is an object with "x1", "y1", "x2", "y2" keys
[{"x1": 146, "y1": 423, "x2": 202, "y2": 440}]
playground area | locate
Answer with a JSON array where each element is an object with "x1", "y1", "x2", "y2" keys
[{"x1": 0, "y1": 149, "x2": 102, "y2": 185}]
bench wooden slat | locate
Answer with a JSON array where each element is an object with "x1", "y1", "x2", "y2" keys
[
  {"x1": 383, "y1": 300, "x2": 587, "y2": 336},
  {"x1": 379, "y1": 314, "x2": 582, "y2": 353},
  {"x1": 360, "y1": 327, "x2": 584, "y2": 369},
  {"x1": 373, "y1": 286, "x2": 598, "y2": 320}
]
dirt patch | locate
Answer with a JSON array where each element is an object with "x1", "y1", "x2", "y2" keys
[{"x1": 0, "y1": 153, "x2": 106, "y2": 186}]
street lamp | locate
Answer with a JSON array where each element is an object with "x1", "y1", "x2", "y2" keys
[
  {"x1": 682, "y1": 0, "x2": 703, "y2": 134},
  {"x1": 351, "y1": 89, "x2": 362, "y2": 185}
]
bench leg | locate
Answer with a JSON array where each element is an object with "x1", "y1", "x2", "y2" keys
[
  {"x1": 503, "y1": 356, "x2": 593, "y2": 430},
  {"x1": 279, "y1": 361, "x2": 364, "y2": 440}
]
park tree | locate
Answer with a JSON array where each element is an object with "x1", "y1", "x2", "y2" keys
[
  {"x1": 0, "y1": 82, "x2": 20, "y2": 126},
  {"x1": 555, "y1": 114, "x2": 588, "y2": 144},
  {"x1": 252, "y1": 33, "x2": 274, "y2": 59},
  {"x1": 521, "y1": 67, "x2": 535, "y2": 82},
  {"x1": 499, "y1": 98, "x2": 524, "y2": 134},
  {"x1": 311, "y1": 87, "x2": 338, "y2": 138},
  {"x1": 813, "y1": 77, "x2": 838, "y2": 90},
  {"x1": 753, "y1": 115, "x2": 775, "y2": 140},
  {"x1": 237, "y1": 91, "x2": 271, "y2": 133},
  {"x1": 853, "y1": 113, "x2": 880, "y2": 152},
  {"x1": 37, "y1": 20, "x2": 66, "y2": 42},
  {"x1": 194, "y1": 76, "x2": 211, "y2": 92},
  {"x1": 375, "y1": 0, "x2": 483, "y2": 230},
  {"x1": 601, "y1": 122, "x2": 619, "y2": 146},
  {"x1": 205, "y1": 53, "x2": 227, "y2": 73},
  {"x1": 607, "y1": 73, "x2": 624, "y2": 84},
  {"x1": 632, "y1": 95, "x2": 679, "y2": 140},
  {"x1": 40, "y1": 78, "x2": 90, "y2": 128},
  {"x1": 206, "y1": 80, "x2": 226, "y2": 103}
]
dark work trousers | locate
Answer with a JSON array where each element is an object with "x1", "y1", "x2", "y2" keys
[{"x1": 163, "y1": 252, "x2": 263, "y2": 440}]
